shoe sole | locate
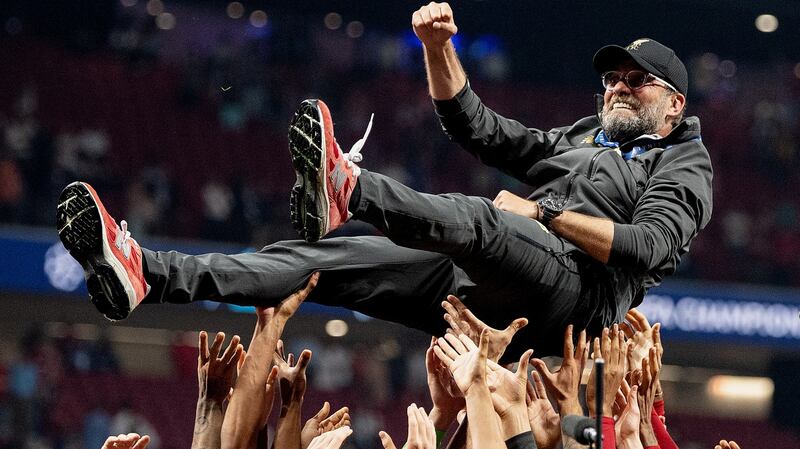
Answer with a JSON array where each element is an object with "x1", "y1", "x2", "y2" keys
[
  {"x1": 56, "y1": 182, "x2": 133, "y2": 320},
  {"x1": 288, "y1": 100, "x2": 329, "y2": 242}
]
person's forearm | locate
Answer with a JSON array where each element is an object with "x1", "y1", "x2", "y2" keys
[
  {"x1": 498, "y1": 406, "x2": 532, "y2": 441},
  {"x1": 430, "y1": 405, "x2": 459, "y2": 432},
  {"x1": 222, "y1": 322, "x2": 283, "y2": 449},
  {"x1": 192, "y1": 399, "x2": 224, "y2": 449},
  {"x1": 557, "y1": 398, "x2": 584, "y2": 418},
  {"x1": 650, "y1": 408, "x2": 677, "y2": 449},
  {"x1": 638, "y1": 422, "x2": 658, "y2": 448},
  {"x1": 274, "y1": 403, "x2": 303, "y2": 449},
  {"x1": 549, "y1": 211, "x2": 614, "y2": 264},
  {"x1": 465, "y1": 387, "x2": 505, "y2": 449},
  {"x1": 423, "y1": 41, "x2": 467, "y2": 100},
  {"x1": 617, "y1": 436, "x2": 644, "y2": 449}
]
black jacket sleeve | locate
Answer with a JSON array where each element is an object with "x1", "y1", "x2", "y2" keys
[
  {"x1": 505, "y1": 430, "x2": 538, "y2": 449},
  {"x1": 433, "y1": 83, "x2": 563, "y2": 185},
  {"x1": 608, "y1": 141, "x2": 713, "y2": 278}
]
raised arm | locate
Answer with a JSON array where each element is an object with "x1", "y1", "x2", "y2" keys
[
  {"x1": 412, "y1": 2, "x2": 465, "y2": 100},
  {"x1": 221, "y1": 273, "x2": 319, "y2": 449},
  {"x1": 413, "y1": 2, "x2": 562, "y2": 183},
  {"x1": 193, "y1": 331, "x2": 243, "y2": 449}
]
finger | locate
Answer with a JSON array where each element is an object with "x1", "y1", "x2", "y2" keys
[
  {"x1": 531, "y1": 370, "x2": 548, "y2": 399},
  {"x1": 457, "y1": 332, "x2": 478, "y2": 351},
  {"x1": 563, "y1": 325, "x2": 574, "y2": 360},
  {"x1": 478, "y1": 329, "x2": 490, "y2": 362},
  {"x1": 210, "y1": 332, "x2": 225, "y2": 359},
  {"x1": 526, "y1": 378, "x2": 536, "y2": 402},
  {"x1": 314, "y1": 401, "x2": 331, "y2": 421},
  {"x1": 292, "y1": 272, "x2": 320, "y2": 302},
  {"x1": 503, "y1": 317, "x2": 529, "y2": 339},
  {"x1": 621, "y1": 321, "x2": 635, "y2": 339},
  {"x1": 627, "y1": 308, "x2": 651, "y2": 331},
  {"x1": 429, "y1": 3, "x2": 442, "y2": 22},
  {"x1": 420, "y1": 5, "x2": 434, "y2": 28},
  {"x1": 407, "y1": 404, "x2": 420, "y2": 443},
  {"x1": 614, "y1": 388, "x2": 626, "y2": 408},
  {"x1": 433, "y1": 344, "x2": 454, "y2": 367},
  {"x1": 576, "y1": 328, "x2": 588, "y2": 360},
  {"x1": 267, "y1": 365, "x2": 279, "y2": 385},
  {"x1": 439, "y1": 3, "x2": 452, "y2": 22},
  {"x1": 296, "y1": 349, "x2": 312, "y2": 371},
  {"x1": 444, "y1": 333, "x2": 468, "y2": 355},
  {"x1": 516, "y1": 349, "x2": 534, "y2": 380},
  {"x1": 653, "y1": 323, "x2": 663, "y2": 354},
  {"x1": 379, "y1": 431, "x2": 398, "y2": 449},
  {"x1": 531, "y1": 358, "x2": 556, "y2": 387},
  {"x1": 237, "y1": 348, "x2": 246, "y2": 371},
  {"x1": 328, "y1": 426, "x2": 353, "y2": 448},
  {"x1": 411, "y1": 10, "x2": 424, "y2": 29},
  {"x1": 593, "y1": 337, "x2": 601, "y2": 360},
  {"x1": 729, "y1": 442, "x2": 740, "y2": 449},
  {"x1": 198, "y1": 331, "x2": 211, "y2": 365},
  {"x1": 221, "y1": 335, "x2": 241, "y2": 364},
  {"x1": 131, "y1": 435, "x2": 151, "y2": 449},
  {"x1": 432, "y1": 19, "x2": 457, "y2": 34},
  {"x1": 323, "y1": 407, "x2": 350, "y2": 426},
  {"x1": 443, "y1": 313, "x2": 464, "y2": 336},
  {"x1": 417, "y1": 406, "x2": 434, "y2": 445},
  {"x1": 277, "y1": 339, "x2": 285, "y2": 359},
  {"x1": 436, "y1": 336, "x2": 460, "y2": 359}
]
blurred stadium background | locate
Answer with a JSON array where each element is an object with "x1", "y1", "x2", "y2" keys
[{"x1": 1, "y1": 0, "x2": 799, "y2": 448}]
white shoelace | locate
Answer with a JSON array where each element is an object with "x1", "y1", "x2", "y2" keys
[
  {"x1": 341, "y1": 113, "x2": 374, "y2": 177},
  {"x1": 114, "y1": 220, "x2": 134, "y2": 260}
]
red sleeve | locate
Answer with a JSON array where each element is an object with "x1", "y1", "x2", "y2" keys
[
  {"x1": 654, "y1": 399, "x2": 665, "y2": 418},
  {"x1": 651, "y1": 408, "x2": 679, "y2": 449},
  {"x1": 645, "y1": 446, "x2": 661, "y2": 449},
  {"x1": 602, "y1": 416, "x2": 617, "y2": 449}
]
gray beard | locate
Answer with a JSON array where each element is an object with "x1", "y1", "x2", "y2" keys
[{"x1": 601, "y1": 99, "x2": 663, "y2": 143}]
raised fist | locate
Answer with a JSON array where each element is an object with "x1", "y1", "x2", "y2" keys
[{"x1": 412, "y1": 2, "x2": 458, "y2": 48}]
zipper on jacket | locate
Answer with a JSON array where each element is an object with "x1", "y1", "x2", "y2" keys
[
  {"x1": 562, "y1": 173, "x2": 578, "y2": 203},
  {"x1": 587, "y1": 148, "x2": 613, "y2": 179}
]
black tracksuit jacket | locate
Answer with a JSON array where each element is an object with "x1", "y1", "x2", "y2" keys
[{"x1": 435, "y1": 83, "x2": 713, "y2": 314}]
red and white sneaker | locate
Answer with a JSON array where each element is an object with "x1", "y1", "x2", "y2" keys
[
  {"x1": 288, "y1": 99, "x2": 373, "y2": 242},
  {"x1": 56, "y1": 182, "x2": 150, "y2": 320}
]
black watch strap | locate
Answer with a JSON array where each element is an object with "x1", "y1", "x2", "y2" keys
[{"x1": 538, "y1": 198, "x2": 564, "y2": 228}]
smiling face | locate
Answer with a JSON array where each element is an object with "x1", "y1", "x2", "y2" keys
[{"x1": 600, "y1": 60, "x2": 685, "y2": 143}]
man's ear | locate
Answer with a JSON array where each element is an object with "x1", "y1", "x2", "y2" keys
[{"x1": 670, "y1": 92, "x2": 686, "y2": 116}]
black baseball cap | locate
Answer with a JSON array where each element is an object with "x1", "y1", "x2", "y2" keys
[{"x1": 593, "y1": 38, "x2": 688, "y2": 96}]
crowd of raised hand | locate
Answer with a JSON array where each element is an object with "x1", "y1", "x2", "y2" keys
[{"x1": 96, "y1": 277, "x2": 742, "y2": 449}]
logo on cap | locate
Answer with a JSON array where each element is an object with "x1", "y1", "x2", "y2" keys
[{"x1": 626, "y1": 39, "x2": 650, "y2": 51}]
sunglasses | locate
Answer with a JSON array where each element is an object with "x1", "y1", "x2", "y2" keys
[{"x1": 601, "y1": 70, "x2": 677, "y2": 92}]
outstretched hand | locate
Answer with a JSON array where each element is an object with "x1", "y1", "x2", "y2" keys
[
  {"x1": 433, "y1": 330, "x2": 491, "y2": 396},
  {"x1": 101, "y1": 433, "x2": 150, "y2": 449},
  {"x1": 379, "y1": 404, "x2": 437, "y2": 449},
  {"x1": 301, "y1": 402, "x2": 351, "y2": 449},
  {"x1": 274, "y1": 340, "x2": 312, "y2": 407},
  {"x1": 531, "y1": 325, "x2": 588, "y2": 416},
  {"x1": 715, "y1": 441, "x2": 741, "y2": 449},
  {"x1": 197, "y1": 331, "x2": 243, "y2": 403},
  {"x1": 526, "y1": 371, "x2": 561, "y2": 449},
  {"x1": 442, "y1": 294, "x2": 527, "y2": 363},
  {"x1": 306, "y1": 426, "x2": 352, "y2": 449},
  {"x1": 425, "y1": 337, "x2": 464, "y2": 429}
]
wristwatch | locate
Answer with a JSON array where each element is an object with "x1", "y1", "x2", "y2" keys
[{"x1": 538, "y1": 197, "x2": 564, "y2": 228}]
